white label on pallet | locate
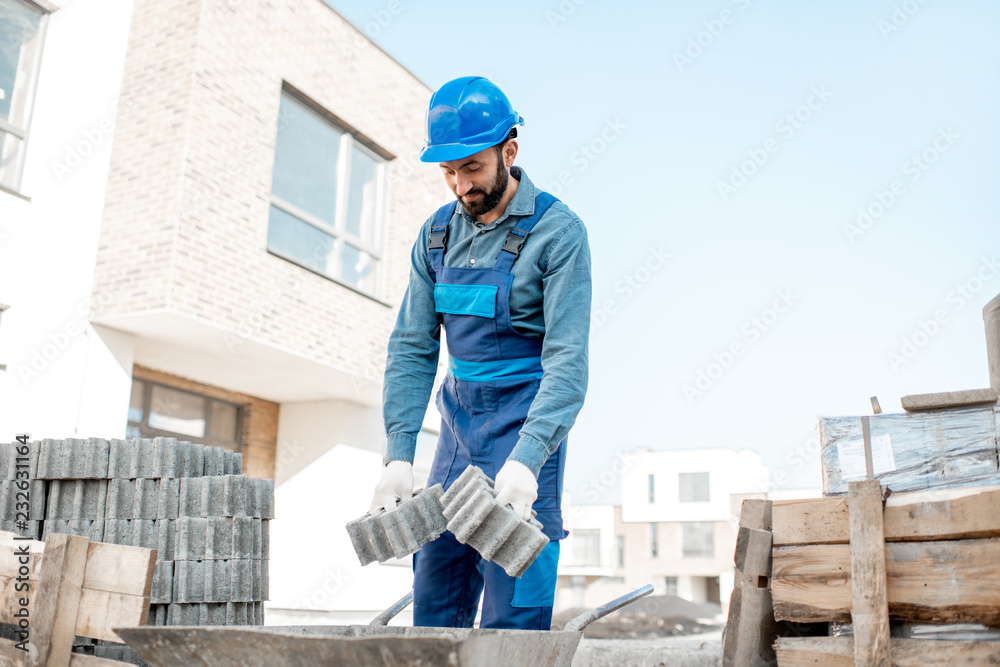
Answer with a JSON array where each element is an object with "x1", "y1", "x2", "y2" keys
[{"x1": 837, "y1": 433, "x2": 896, "y2": 481}]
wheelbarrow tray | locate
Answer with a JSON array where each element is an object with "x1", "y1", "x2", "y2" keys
[
  {"x1": 114, "y1": 624, "x2": 582, "y2": 667},
  {"x1": 115, "y1": 585, "x2": 654, "y2": 667}
]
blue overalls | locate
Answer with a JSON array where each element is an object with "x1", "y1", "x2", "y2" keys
[{"x1": 412, "y1": 192, "x2": 568, "y2": 630}]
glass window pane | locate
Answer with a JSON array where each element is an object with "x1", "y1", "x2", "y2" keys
[
  {"x1": 148, "y1": 385, "x2": 206, "y2": 438},
  {"x1": 682, "y1": 522, "x2": 714, "y2": 558},
  {"x1": 208, "y1": 400, "x2": 239, "y2": 443},
  {"x1": 573, "y1": 530, "x2": 601, "y2": 567},
  {"x1": 679, "y1": 472, "x2": 710, "y2": 502},
  {"x1": 267, "y1": 205, "x2": 335, "y2": 274},
  {"x1": 339, "y1": 242, "x2": 375, "y2": 292},
  {"x1": 128, "y1": 380, "x2": 145, "y2": 423},
  {"x1": 270, "y1": 94, "x2": 341, "y2": 225},
  {"x1": 0, "y1": 0, "x2": 42, "y2": 124},
  {"x1": 345, "y1": 146, "x2": 378, "y2": 243}
]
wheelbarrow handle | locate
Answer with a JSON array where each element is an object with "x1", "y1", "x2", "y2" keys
[
  {"x1": 564, "y1": 584, "x2": 654, "y2": 633},
  {"x1": 368, "y1": 590, "x2": 414, "y2": 627}
]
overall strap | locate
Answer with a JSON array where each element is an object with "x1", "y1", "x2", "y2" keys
[
  {"x1": 493, "y1": 191, "x2": 559, "y2": 273},
  {"x1": 428, "y1": 201, "x2": 458, "y2": 275}
]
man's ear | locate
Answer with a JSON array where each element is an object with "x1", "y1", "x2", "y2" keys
[{"x1": 503, "y1": 140, "x2": 519, "y2": 168}]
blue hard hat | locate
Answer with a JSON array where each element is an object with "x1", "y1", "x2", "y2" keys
[{"x1": 419, "y1": 76, "x2": 524, "y2": 163}]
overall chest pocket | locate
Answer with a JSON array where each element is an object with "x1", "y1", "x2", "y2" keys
[{"x1": 434, "y1": 283, "x2": 498, "y2": 318}]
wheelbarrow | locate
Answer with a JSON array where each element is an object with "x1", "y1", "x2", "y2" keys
[{"x1": 116, "y1": 585, "x2": 653, "y2": 667}]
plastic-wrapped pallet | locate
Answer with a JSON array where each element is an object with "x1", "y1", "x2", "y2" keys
[{"x1": 818, "y1": 405, "x2": 1000, "y2": 495}]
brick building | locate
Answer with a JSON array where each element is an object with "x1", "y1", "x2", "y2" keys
[{"x1": 0, "y1": 0, "x2": 445, "y2": 621}]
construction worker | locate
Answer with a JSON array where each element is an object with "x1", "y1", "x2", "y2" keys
[{"x1": 369, "y1": 76, "x2": 592, "y2": 630}]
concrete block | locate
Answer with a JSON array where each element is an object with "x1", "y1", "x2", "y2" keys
[
  {"x1": 232, "y1": 452, "x2": 242, "y2": 476},
  {"x1": 441, "y1": 465, "x2": 548, "y2": 578},
  {"x1": 45, "y1": 479, "x2": 108, "y2": 520},
  {"x1": 106, "y1": 478, "x2": 160, "y2": 519},
  {"x1": 166, "y1": 602, "x2": 254, "y2": 626},
  {"x1": 0, "y1": 439, "x2": 39, "y2": 480},
  {"x1": 148, "y1": 603, "x2": 169, "y2": 626},
  {"x1": 178, "y1": 476, "x2": 271, "y2": 518},
  {"x1": 173, "y1": 559, "x2": 262, "y2": 603},
  {"x1": 43, "y1": 518, "x2": 105, "y2": 542},
  {"x1": 345, "y1": 484, "x2": 447, "y2": 566},
  {"x1": 175, "y1": 517, "x2": 258, "y2": 560},
  {"x1": 107, "y1": 439, "x2": 135, "y2": 478},
  {"x1": 103, "y1": 519, "x2": 174, "y2": 560},
  {"x1": 152, "y1": 560, "x2": 174, "y2": 604},
  {"x1": 0, "y1": 478, "x2": 47, "y2": 520},
  {"x1": 0, "y1": 519, "x2": 42, "y2": 539},
  {"x1": 203, "y1": 446, "x2": 225, "y2": 476},
  {"x1": 260, "y1": 520, "x2": 269, "y2": 560},
  {"x1": 37, "y1": 438, "x2": 109, "y2": 479}
]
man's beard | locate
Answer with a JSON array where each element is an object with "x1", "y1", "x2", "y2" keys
[{"x1": 460, "y1": 156, "x2": 509, "y2": 217}]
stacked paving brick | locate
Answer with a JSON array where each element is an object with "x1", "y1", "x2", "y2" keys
[{"x1": 0, "y1": 437, "x2": 272, "y2": 664}]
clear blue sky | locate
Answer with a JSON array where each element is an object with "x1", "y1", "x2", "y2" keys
[{"x1": 330, "y1": 0, "x2": 1000, "y2": 500}]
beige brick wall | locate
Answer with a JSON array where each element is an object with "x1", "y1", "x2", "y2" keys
[
  {"x1": 133, "y1": 364, "x2": 278, "y2": 479},
  {"x1": 93, "y1": 0, "x2": 443, "y2": 380}
]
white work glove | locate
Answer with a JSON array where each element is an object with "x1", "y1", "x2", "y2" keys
[
  {"x1": 494, "y1": 460, "x2": 538, "y2": 521},
  {"x1": 369, "y1": 460, "x2": 413, "y2": 513}
]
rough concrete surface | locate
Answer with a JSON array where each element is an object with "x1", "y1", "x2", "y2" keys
[
  {"x1": 346, "y1": 484, "x2": 447, "y2": 565},
  {"x1": 572, "y1": 633, "x2": 723, "y2": 667}
]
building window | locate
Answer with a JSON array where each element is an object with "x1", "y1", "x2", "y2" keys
[
  {"x1": 679, "y1": 472, "x2": 710, "y2": 502},
  {"x1": 0, "y1": 0, "x2": 47, "y2": 192},
  {"x1": 615, "y1": 535, "x2": 624, "y2": 569},
  {"x1": 648, "y1": 474, "x2": 655, "y2": 503},
  {"x1": 649, "y1": 523, "x2": 658, "y2": 558},
  {"x1": 682, "y1": 522, "x2": 714, "y2": 558},
  {"x1": 572, "y1": 529, "x2": 601, "y2": 567},
  {"x1": 664, "y1": 576, "x2": 678, "y2": 596},
  {"x1": 267, "y1": 86, "x2": 388, "y2": 297},
  {"x1": 127, "y1": 379, "x2": 243, "y2": 452}
]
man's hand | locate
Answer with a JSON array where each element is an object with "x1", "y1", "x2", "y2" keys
[
  {"x1": 369, "y1": 460, "x2": 414, "y2": 513},
  {"x1": 494, "y1": 460, "x2": 538, "y2": 521}
]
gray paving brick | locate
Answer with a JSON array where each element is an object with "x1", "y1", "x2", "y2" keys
[
  {"x1": 346, "y1": 484, "x2": 447, "y2": 565},
  {"x1": 177, "y1": 476, "x2": 273, "y2": 518},
  {"x1": 1, "y1": 439, "x2": 39, "y2": 480},
  {"x1": 103, "y1": 519, "x2": 175, "y2": 560},
  {"x1": 232, "y1": 452, "x2": 242, "y2": 476},
  {"x1": 0, "y1": 478, "x2": 47, "y2": 520},
  {"x1": 0, "y1": 519, "x2": 42, "y2": 539},
  {"x1": 37, "y1": 438, "x2": 110, "y2": 479},
  {"x1": 172, "y1": 559, "x2": 263, "y2": 603},
  {"x1": 260, "y1": 520, "x2": 269, "y2": 560},
  {"x1": 151, "y1": 560, "x2": 174, "y2": 604},
  {"x1": 165, "y1": 602, "x2": 255, "y2": 626},
  {"x1": 45, "y1": 479, "x2": 108, "y2": 520},
  {"x1": 43, "y1": 518, "x2": 104, "y2": 542},
  {"x1": 203, "y1": 446, "x2": 225, "y2": 477},
  {"x1": 175, "y1": 516, "x2": 259, "y2": 560},
  {"x1": 148, "y1": 603, "x2": 169, "y2": 626},
  {"x1": 441, "y1": 465, "x2": 548, "y2": 578}
]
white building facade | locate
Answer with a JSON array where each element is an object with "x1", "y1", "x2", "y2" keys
[
  {"x1": 556, "y1": 448, "x2": 770, "y2": 616},
  {"x1": 0, "y1": 0, "x2": 446, "y2": 623}
]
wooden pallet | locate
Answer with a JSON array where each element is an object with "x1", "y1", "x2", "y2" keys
[{"x1": 0, "y1": 530, "x2": 156, "y2": 667}]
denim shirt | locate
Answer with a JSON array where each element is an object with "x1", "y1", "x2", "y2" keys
[{"x1": 382, "y1": 167, "x2": 592, "y2": 477}]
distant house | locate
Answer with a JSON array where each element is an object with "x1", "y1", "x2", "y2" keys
[
  {"x1": 0, "y1": 0, "x2": 445, "y2": 623},
  {"x1": 556, "y1": 447, "x2": 771, "y2": 616}
]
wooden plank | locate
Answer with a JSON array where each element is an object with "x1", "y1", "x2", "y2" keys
[
  {"x1": 723, "y1": 527, "x2": 776, "y2": 667},
  {"x1": 775, "y1": 637, "x2": 1000, "y2": 667},
  {"x1": 74, "y1": 588, "x2": 150, "y2": 643},
  {"x1": 83, "y1": 541, "x2": 157, "y2": 598},
  {"x1": 0, "y1": 531, "x2": 156, "y2": 596},
  {"x1": 773, "y1": 485, "x2": 1000, "y2": 546},
  {"x1": 0, "y1": 575, "x2": 148, "y2": 643},
  {"x1": 738, "y1": 498, "x2": 772, "y2": 531},
  {"x1": 773, "y1": 538, "x2": 1000, "y2": 624},
  {"x1": 902, "y1": 388, "x2": 998, "y2": 412},
  {"x1": 30, "y1": 533, "x2": 88, "y2": 667},
  {"x1": 848, "y1": 479, "x2": 890, "y2": 665},
  {"x1": 0, "y1": 640, "x2": 130, "y2": 667}
]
